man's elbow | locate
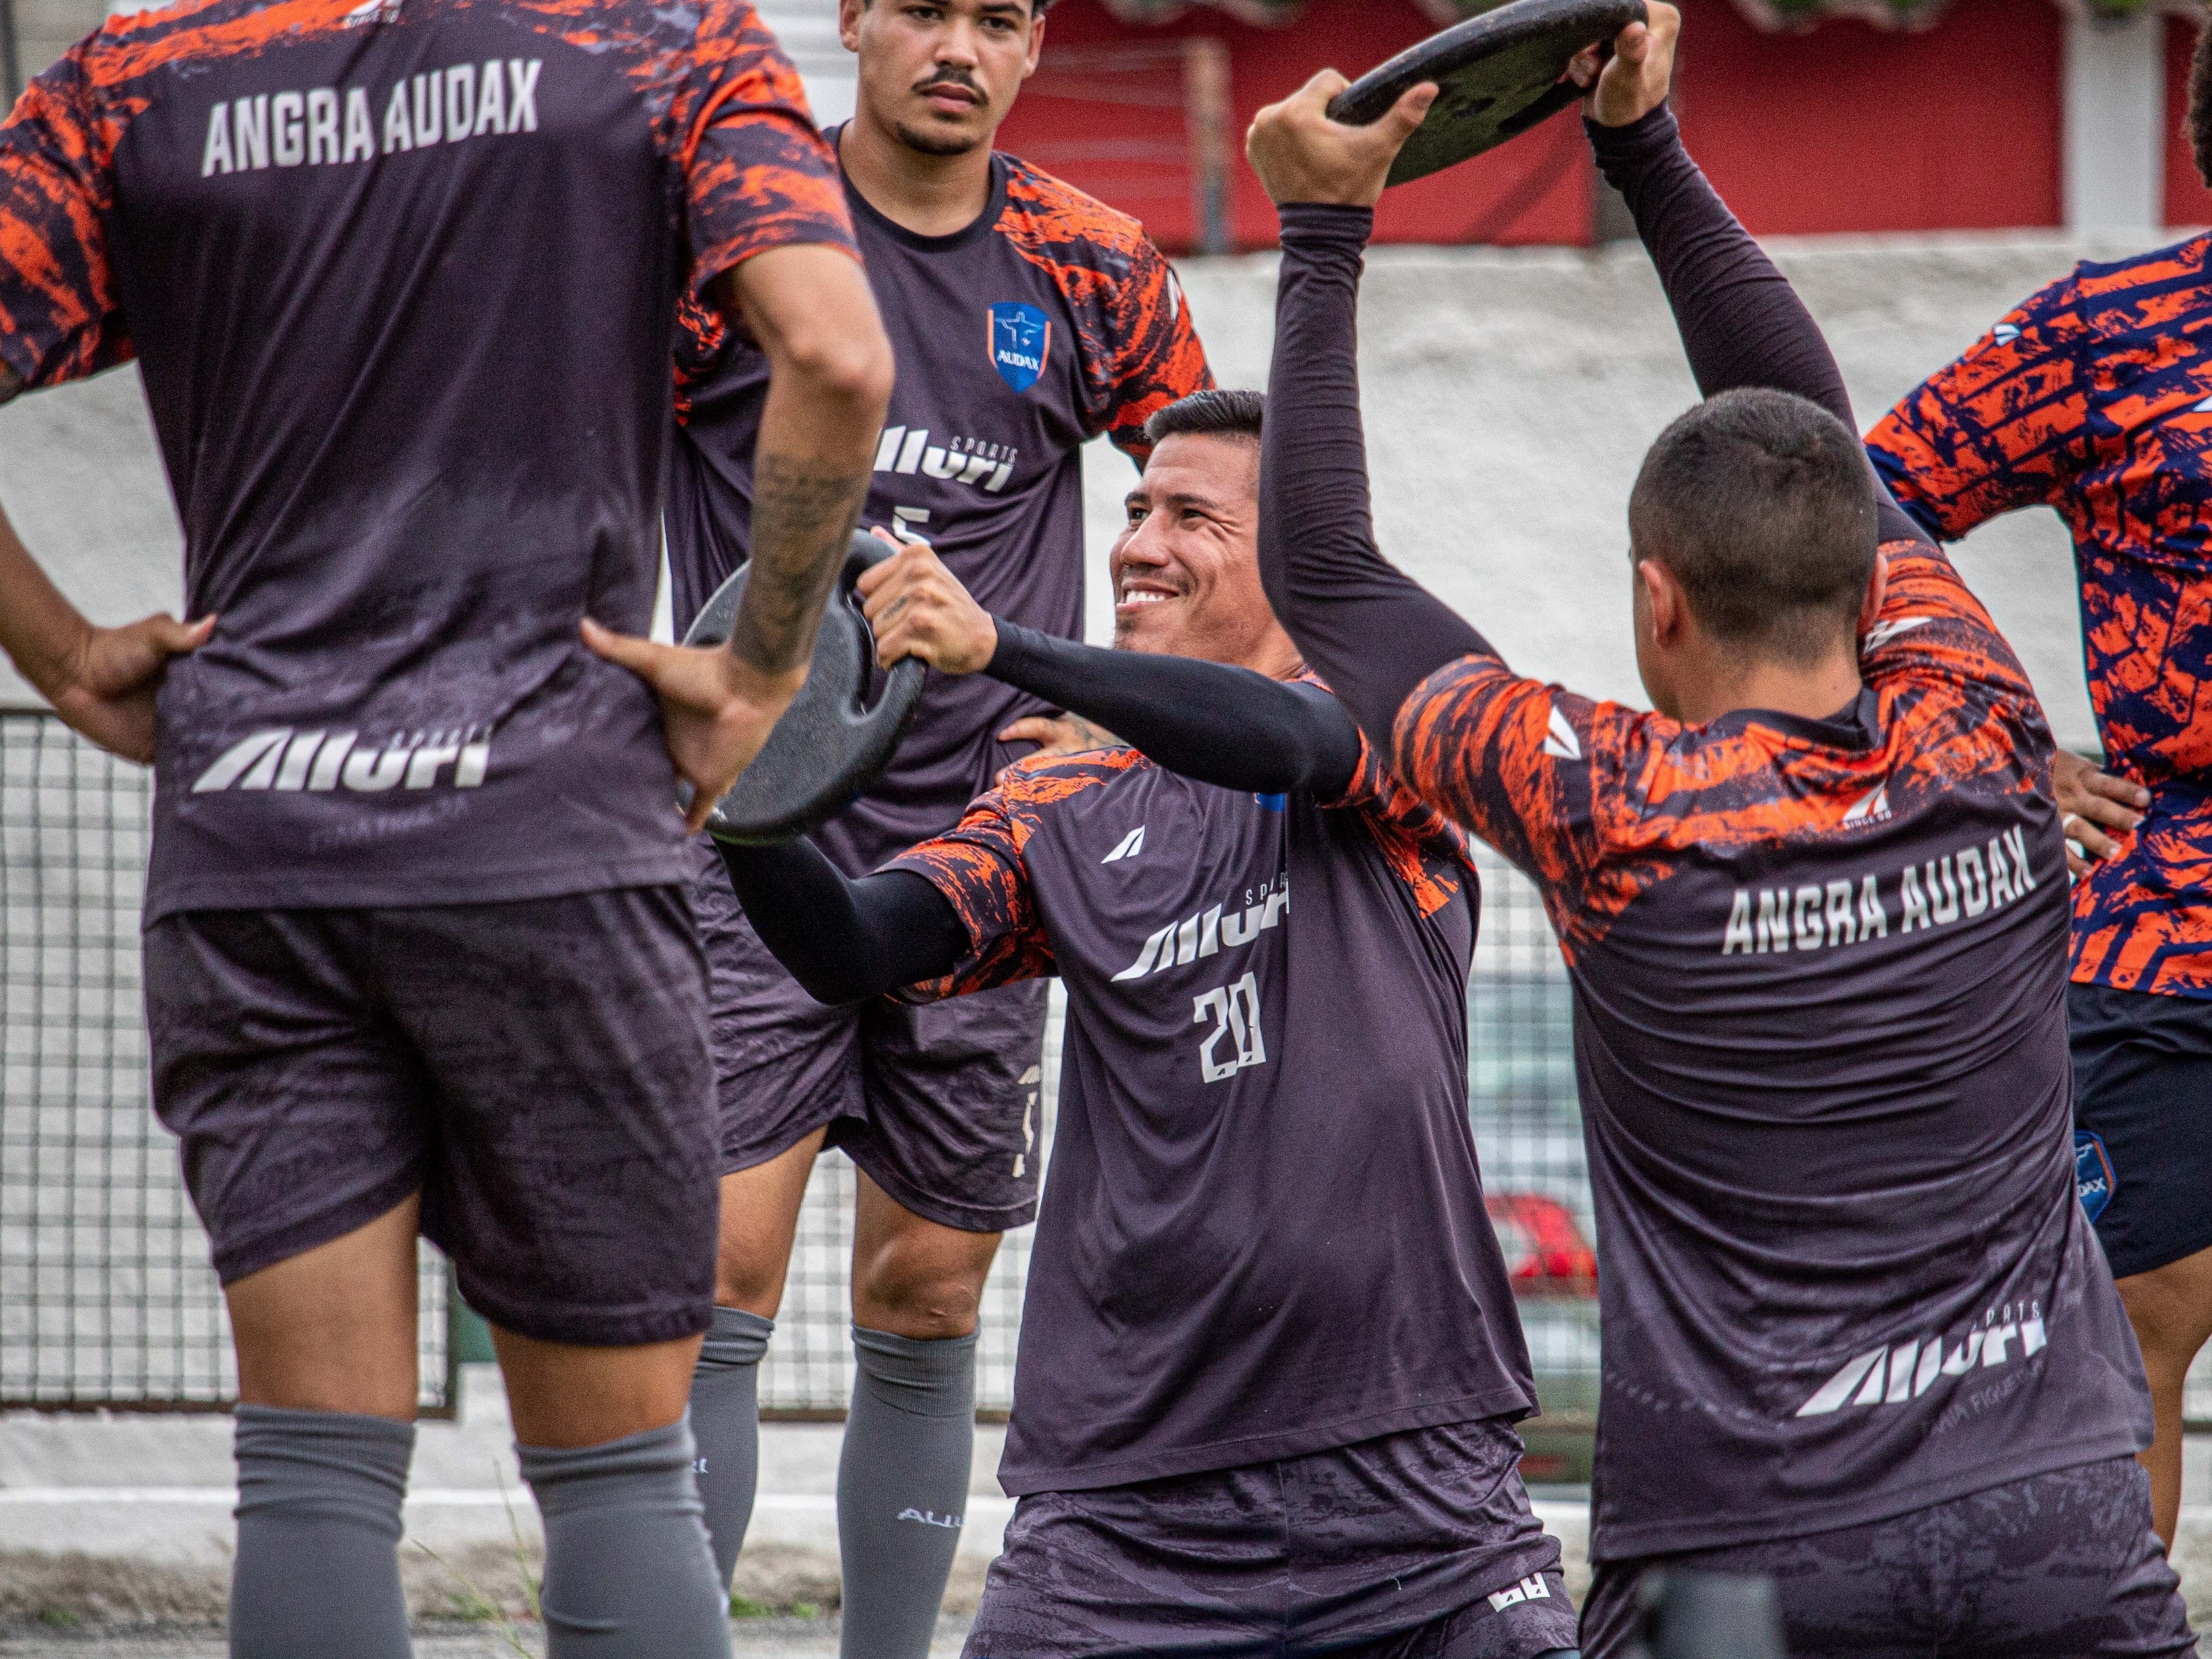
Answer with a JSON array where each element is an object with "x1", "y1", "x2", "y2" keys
[{"x1": 776, "y1": 311, "x2": 894, "y2": 425}]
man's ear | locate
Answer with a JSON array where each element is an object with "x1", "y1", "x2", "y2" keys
[
  {"x1": 1025, "y1": 8, "x2": 1046, "y2": 75},
  {"x1": 840, "y1": 0, "x2": 864, "y2": 54},
  {"x1": 1636, "y1": 558, "x2": 1683, "y2": 646},
  {"x1": 1857, "y1": 549, "x2": 1888, "y2": 639}
]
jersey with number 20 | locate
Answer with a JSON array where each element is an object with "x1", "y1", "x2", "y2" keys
[{"x1": 886, "y1": 701, "x2": 1536, "y2": 1497}]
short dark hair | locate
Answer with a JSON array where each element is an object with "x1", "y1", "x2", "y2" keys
[
  {"x1": 1144, "y1": 388, "x2": 1265, "y2": 448},
  {"x1": 1628, "y1": 388, "x2": 1879, "y2": 666},
  {"x1": 2191, "y1": 19, "x2": 2212, "y2": 187}
]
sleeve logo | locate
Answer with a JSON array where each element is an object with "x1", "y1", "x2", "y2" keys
[{"x1": 988, "y1": 303, "x2": 1052, "y2": 394}]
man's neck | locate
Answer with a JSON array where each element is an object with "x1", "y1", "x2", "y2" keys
[
  {"x1": 838, "y1": 116, "x2": 997, "y2": 240},
  {"x1": 1678, "y1": 653, "x2": 1864, "y2": 729}
]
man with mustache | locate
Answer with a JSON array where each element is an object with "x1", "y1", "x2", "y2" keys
[{"x1": 664, "y1": 1, "x2": 1209, "y2": 1652}]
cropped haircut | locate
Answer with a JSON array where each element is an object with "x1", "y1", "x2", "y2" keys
[
  {"x1": 1628, "y1": 388, "x2": 1879, "y2": 667},
  {"x1": 2193, "y1": 18, "x2": 2212, "y2": 187},
  {"x1": 1144, "y1": 388, "x2": 1265, "y2": 449}
]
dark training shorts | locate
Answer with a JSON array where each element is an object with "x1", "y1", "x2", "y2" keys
[
  {"x1": 689, "y1": 841, "x2": 1046, "y2": 1233},
  {"x1": 1580, "y1": 1456, "x2": 2194, "y2": 1659},
  {"x1": 2069, "y1": 981, "x2": 2212, "y2": 1279},
  {"x1": 962, "y1": 1418, "x2": 1579, "y2": 1659},
  {"x1": 145, "y1": 886, "x2": 717, "y2": 1348}
]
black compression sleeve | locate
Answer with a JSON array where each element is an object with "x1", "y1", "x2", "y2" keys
[
  {"x1": 986, "y1": 621, "x2": 1362, "y2": 798},
  {"x1": 1258, "y1": 203, "x2": 1498, "y2": 760},
  {"x1": 1588, "y1": 105, "x2": 1933, "y2": 551},
  {"x1": 716, "y1": 839, "x2": 969, "y2": 1006}
]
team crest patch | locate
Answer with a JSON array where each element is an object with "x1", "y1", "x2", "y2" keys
[
  {"x1": 2075, "y1": 1130, "x2": 2115, "y2": 1225},
  {"x1": 989, "y1": 302, "x2": 1052, "y2": 393}
]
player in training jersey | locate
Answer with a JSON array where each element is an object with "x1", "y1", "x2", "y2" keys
[
  {"x1": 1863, "y1": 21, "x2": 2212, "y2": 1549},
  {"x1": 0, "y1": 4, "x2": 890, "y2": 1654},
  {"x1": 711, "y1": 389, "x2": 1581, "y2": 1659},
  {"x1": 667, "y1": 1, "x2": 1206, "y2": 1643},
  {"x1": 1243, "y1": 12, "x2": 2192, "y2": 1656}
]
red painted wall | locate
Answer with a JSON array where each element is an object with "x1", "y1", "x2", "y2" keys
[
  {"x1": 2168, "y1": 13, "x2": 2212, "y2": 228},
  {"x1": 996, "y1": 0, "x2": 1595, "y2": 252},
  {"x1": 1671, "y1": 0, "x2": 2061, "y2": 235},
  {"x1": 997, "y1": 0, "x2": 2065, "y2": 250}
]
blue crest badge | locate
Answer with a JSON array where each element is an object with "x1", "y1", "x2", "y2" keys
[
  {"x1": 989, "y1": 303, "x2": 1052, "y2": 394},
  {"x1": 1254, "y1": 793, "x2": 1287, "y2": 812},
  {"x1": 2075, "y1": 1129, "x2": 2115, "y2": 1225}
]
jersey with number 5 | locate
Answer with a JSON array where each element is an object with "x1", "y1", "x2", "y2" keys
[{"x1": 886, "y1": 700, "x2": 1532, "y2": 1497}]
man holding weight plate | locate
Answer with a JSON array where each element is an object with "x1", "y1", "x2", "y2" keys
[
  {"x1": 1245, "y1": 7, "x2": 2193, "y2": 1655},
  {"x1": 663, "y1": 1, "x2": 1210, "y2": 1653}
]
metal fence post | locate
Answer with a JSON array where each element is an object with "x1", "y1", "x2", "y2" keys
[{"x1": 1, "y1": 0, "x2": 23, "y2": 109}]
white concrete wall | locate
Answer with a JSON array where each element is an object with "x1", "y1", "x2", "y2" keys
[
  {"x1": 2064, "y1": 8, "x2": 2166, "y2": 237},
  {"x1": 754, "y1": 0, "x2": 857, "y2": 130}
]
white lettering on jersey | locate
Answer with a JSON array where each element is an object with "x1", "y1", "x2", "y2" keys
[
  {"x1": 872, "y1": 426, "x2": 1018, "y2": 493},
  {"x1": 1112, "y1": 874, "x2": 1287, "y2": 982},
  {"x1": 1795, "y1": 1298, "x2": 2048, "y2": 1419},
  {"x1": 1102, "y1": 826, "x2": 1146, "y2": 864},
  {"x1": 192, "y1": 727, "x2": 492, "y2": 793},
  {"x1": 1486, "y1": 1575, "x2": 1552, "y2": 1615},
  {"x1": 203, "y1": 61, "x2": 541, "y2": 178},
  {"x1": 1722, "y1": 829, "x2": 2035, "y2": 957}
]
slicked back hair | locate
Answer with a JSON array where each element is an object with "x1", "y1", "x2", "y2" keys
[
  {"x1": 2193, "y1": 18, "x2": 2212, "y2": 187},
  {"x1": 863, "y1": 0, "x2": 1053, "y2": 10},
  {"x1": 1145, "y1": 388, "x2": 1264, "y2": 450},
  {"x1": 1629, "y1": 388, "x2": 1880, "y2": 667}
]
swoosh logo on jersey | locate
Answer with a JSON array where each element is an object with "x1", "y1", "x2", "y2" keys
[
  {"x1": 1842, "y1": 784, "x2": 1891, "y2": 825},
  {"x1": 1102, "y1": 826, "x2": 1146, "y2": 863},
  {"x1": 1863, "y1": 616, "x2": 1932, "y2": 652},
  {"x1": 1542, "y1": 704, "x2": 1581, "y2": 762}
]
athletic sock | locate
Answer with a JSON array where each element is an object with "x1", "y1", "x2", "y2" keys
[
  {"x1": 836, "y1": 1324, "x2": 978, "y2": 1659},
  {"x1": 229, "y1": 1403, "x2": 414, "y2": 1659},
  {"x1": 518, "y1": 1417, "x2": 732, "y2": 1659},
  {"x1": 689, "y1": 1305, "x2": 773, "y2": 1591}
]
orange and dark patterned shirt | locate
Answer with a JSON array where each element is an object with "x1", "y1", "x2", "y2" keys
[
  {"x1": 0, "y1": 0, "x2": 854, "y2": 919},
  {"x1": 1869, "y1": 236, "x2": 2212, "y2": 998},
  {"x1": 882, "y1": 707, "x2": 1539, "y2": 1497},
  {"x1": 667, "y1": 138, "x2": 1212, "y2": 874}
]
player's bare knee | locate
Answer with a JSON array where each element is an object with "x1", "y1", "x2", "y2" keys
[{"x1": 852, "y1": 1258, "x2": 986, "y2": 1341}]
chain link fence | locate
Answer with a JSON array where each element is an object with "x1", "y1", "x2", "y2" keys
[{"x1": 9, "y1": 708, "x2": 2197, "y2": 1438}]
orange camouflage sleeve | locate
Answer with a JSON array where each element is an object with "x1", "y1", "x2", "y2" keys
[
  {"x1": 0, "y1": 43, "x2": 131, "y2": 397},
  {"x1": 1099, "y1": 235, "x2": 1211, "y2": 464},
  {"x1": 882, "y1": 762, "x2": 1065, "y2": 1002},
  {"x1": 670, "y1": 0, "x2": 855, "y2": 301},
  {"x1": 1317, "y1": 696, "x2": 1475, "y2": 922},
  {"x1": 1865, "y1": 274, "x2": 2093, "y2": 541}
]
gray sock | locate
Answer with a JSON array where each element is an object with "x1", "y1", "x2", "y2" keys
[
  {"x1": 230, "y1": 1403, "x2": 414, "y2": 1659},
  {"x1": 519, "y1": 1417, "x2": 732, "y2": 1659},
  {"x1": 836, "y1": 1324, "x2": 977, "y2": 1659},
  {"x1": 689, "y1": 1306, "x2": 773, "y2": 1591}
]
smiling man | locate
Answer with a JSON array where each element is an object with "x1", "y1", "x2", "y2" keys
[
  {"x1": 662, "y1": 0, "x2": 1209, "y2": 1650},
  {"x1": 711, "y1": 388, "x2": 1581, "y2": 1659}
]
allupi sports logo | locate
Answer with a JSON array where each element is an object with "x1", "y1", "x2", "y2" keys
[
  {"x1": 989, "y1": 302, "x2": 1052, "y2": 393},
  {"x1": 191, "y1": 726, "x2": 492, "y2": 794},
  {"x1": 1795, "y1": 1302, "x2": 2047, "y2": 1419}
]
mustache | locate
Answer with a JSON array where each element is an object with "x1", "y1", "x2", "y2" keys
[{"x1": 914, "y1": 69, "x2": 984, "y2": 100}]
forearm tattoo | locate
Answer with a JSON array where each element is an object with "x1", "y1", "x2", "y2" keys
[{"x1": 736, "y1": 452, "x2": 869, "y2": 675}]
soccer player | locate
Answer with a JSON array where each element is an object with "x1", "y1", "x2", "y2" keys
[
  {"x1": 1863, "y1": 19, "x2": 2212, "y2": 1550},
  {"x1": 1242, "y1": 11, "x2": 2194, "y2": 1656},
  {"x1": 666, "y1": 0, "x2": 1208, "y2": 1643},
  {"x1": 711, "y1": 391, "x2": 1582, "y2": 1659},
  {"x1": 0, "y1": 2, "x2": 890, "y2": 1655}
]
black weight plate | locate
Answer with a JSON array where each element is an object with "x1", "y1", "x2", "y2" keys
[
  {"x1": 1326, "y1": 0, "x2": 1646, "y2": 187},
  {"x1": 683, "y1": 530, "x2": 927, "y2": 844}
]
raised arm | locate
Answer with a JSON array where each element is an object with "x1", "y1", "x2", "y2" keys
[
  {"x1": 1241, "y1": 83, "x2": 1497, "y2": 763},
  {"x1": 1577, "y1": 35, "x2": 1929, "y2": 551},
  {"x1": 857, "y1": 540, "x2": 1365, "y2": 798},
  {"x1": 717, "y1": 838, "x2": 970, "y2": 1006}
]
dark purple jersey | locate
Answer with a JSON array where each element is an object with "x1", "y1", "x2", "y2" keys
[
  {"x1": 667, "y1": 141, "x2": 1211, "y2": 875},
  {"x1": 0, "y1": 0, "x2": 854, "y2": 920},
  {"x1": 1394, "y1": 544, "x2": 2149, "y2": 1560},
  {"x1": 884, "y1": 708, "x2": 1537, "y2": 1495}
]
